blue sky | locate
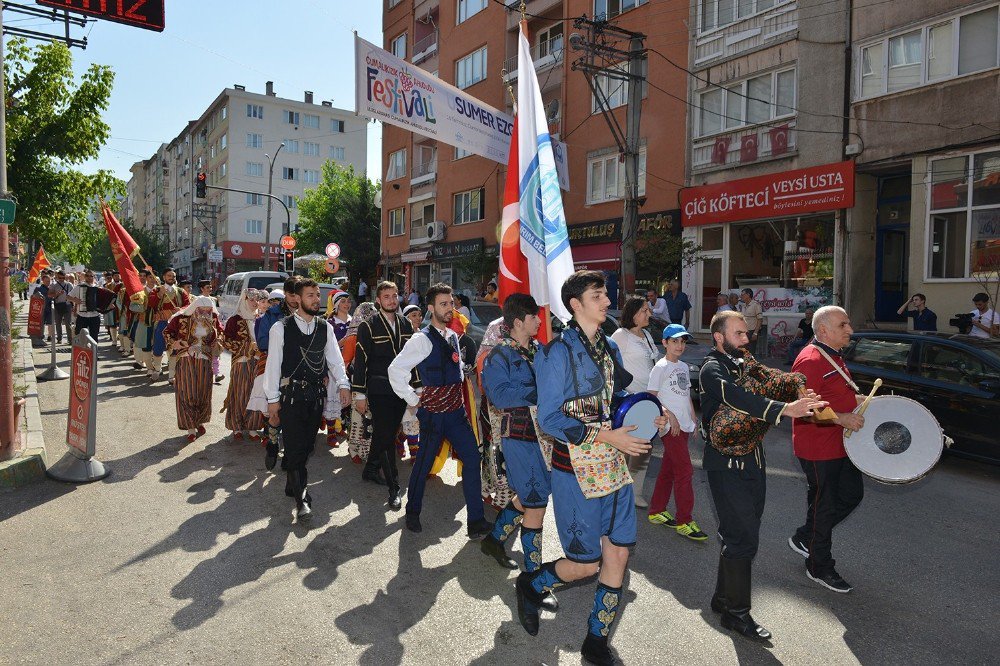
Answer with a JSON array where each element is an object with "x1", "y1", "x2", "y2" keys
[{"x1": 31, "y1": 1, "x2": 383, "y2": 183}]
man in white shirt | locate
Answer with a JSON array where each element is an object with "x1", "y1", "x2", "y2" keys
[
  {"x1": 969, "y1": 293, "x2": 998, "y2": 338},
  {"x1": 358, "y1": 278, "x2": 369, "y2": 301},
  {"x1": 67, "y1": 269, "x2": 103, "y2": 343},
  {"x1": 263, "y1": 279, "x2": 351, "y2": 521},
  {"x1": 646, "y1": 289, "x2": 668, "y2": 320},
  {"x1": 388, "y1": 282, "x2": 489, "y2": 538}
]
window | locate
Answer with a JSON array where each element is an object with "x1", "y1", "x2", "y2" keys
[
  {"x1": 386, "y1": 149, "x2": 406, "y2": 181},
  {"x1": 455, "y1": 146, "x2": 472, "y2": 160},
  {"x1": 303, "y1": 169, "x2": 320, "y2": 184},
  {"x1": 857, "y1": 5, "x2": 1000, "y2": 99},
  {"x1": 282, "y1": 195, "x2": 298, "y2": 209},
  {"x1": 329, "y1": 146, "x2": 346, "y2": 160},
  {"x1": 596, "y1": 0, "x2": 649, "y2": 21},
  {"x1": 928, "y1": 149, "x2": 1000, "y2": 279},
  {"x1": 210, "y1": 144, "x2": 216, "y2": 159},
  {"x1": 245, "y1": 219, "x2": 263, "y2": 235},
  {"x1": 304, "y1": 142, "x2": 320, "y2": 157},
  {"x1": 283, "y1": 110, "x2": 300, "y2": 125},
  {"x1": 246, "y1": 133, "x2": 263, "y2": 148},
  {"x1": 918, "y1": 344, "x2": 1000, "y2": 385},
  {"x1": 331, "y1": 119, "x2": 345, "y2": 133},
  {"x1": 246, "y1": 161, "x2": 264, "y2": 177},
  {"x1": 246, "y1": 193, "x2": 264, "y2": 206},
  {"x1": 585, "y1": 147, "x2": 648, "y2": 204},
  {"x1": 591, "y1": 59, "x2": 648, "y2": 113},
  {"x1": 538, "y1": 24, "x2": 564, "y2": 58},
  {"x1": 391, "y1": 33, "x2": 407, "y2": 59},
  {"x1": 458, "y1": 0, "x2": 487, "y2": 23},
  {"x1": 388, "y1": 0, "x2": 402, "y2": 7},
  {"x1": 389, "y1": 207, "x2": 405, "y2": 236},
  {"x1": 843, "y1": 337, "x2": 913, "y2": 373},
  {"x1": 696, "y1": 67, "x2": 796, "y2": 137},
  {"x1": 698, "y1": 0, "x2": 788, "y2": 32},
  {"x1": 454, "y1": 187, "x2": 485, "y2": 224},
  {"x1": 303, "y1": 114, "x2": 320, "y2": 129},
  {"x1": 247, "y1": 104, "x2": 264, "y2": 119},
  {"x1": 456, "y1": 47, "x2": 487, "y2": 89},
  {"x1": 220, "y1": 133, "x2": 227, "y2": 150},
  {"x1": 221, "y1": 106, "x2": 227, "y2": 120},
  {"x1": 282, "y1": 167, "x2": 298, "y2": 181},
  {"x1": 284, "y1": 139, "x2": 299, "y2": 154},
  {"x1": 220, "y1": 162, "x2": 227, "y2": 178}
]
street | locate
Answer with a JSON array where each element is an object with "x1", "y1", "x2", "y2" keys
[{"x1": 2, "y1": 340, "x2": 999, "y2": 666}]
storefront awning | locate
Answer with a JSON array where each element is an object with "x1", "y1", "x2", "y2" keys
[
  {"x1": 572, "y1": 242, "x2": 621, "y2": 272},
  {"x1": 401, "y1": 251, "x2": 430, "y2": 263}
]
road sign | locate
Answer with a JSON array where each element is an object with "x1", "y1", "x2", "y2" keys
[
  {"x1": 280, "y1": 235, "x2": 297, "y2": 250},
  {"x1": 325, "y1": 243, "x2": 341, "y2": 259},
  {"x1": 325, "y1": 258, "x2": 340, "y2": 274},
  {"x1": 207, "y1": 249, "x2": 224, "y2": 263},
  {"x1": 37, "y1": 0, "x2": 165, "y2": 32},
  {"x1": 0, "y1": 199, "x2": 16, "y2": 224}
]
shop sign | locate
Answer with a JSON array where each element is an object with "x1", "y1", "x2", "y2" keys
[
  {"x1": 568, "y1": 210, "x2": 681, "y2": 245},
  {"x1": 682, "y1": 161, "x2": 855, "y2": 227},
  {"x1": 430, "y1": 238, "x2": 484, "y2": 260},
  {"x1": 222, "y1": 241, "x2": 284, "y2": 261}
]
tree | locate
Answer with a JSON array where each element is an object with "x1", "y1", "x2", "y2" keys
[
  {"x1": 87, "y1": 214, "x2": 170, "y2": 273},
  {"x1": 295, "y1": 163, "x2": 380, "y2": 289},
  {"x1": 636, "y1": 226, "x2": 704, "y2": 289},
  {"x1": 5, "y1": 39, "x2": 123, "y2": 262},
  {"x1": 454, "y1": 245, "x2": 498, "y2": 296}
]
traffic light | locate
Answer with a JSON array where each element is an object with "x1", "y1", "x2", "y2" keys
[
  {"x1": 195, "y1": 172, "x2": 207, "y2": 199},
  {"x1": 283, "y1": 250, "x2": 294, "y2": 272}
]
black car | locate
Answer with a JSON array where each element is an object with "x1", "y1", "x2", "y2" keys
[
  {"x1": 421, "y1": 300, "x2": 502, "y2": 346},
  {"x1": 842, "y1": 330, "x2": 1000, "y2": 464}
]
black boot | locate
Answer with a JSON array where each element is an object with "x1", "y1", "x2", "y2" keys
[
  {"x1": 720, "y1": 556, "x2": 771, "y2": 641},
  {"x1": 581, "y1": 633, "x2": 618, "y2": 666},
  {"x1": 481, "y1": 534, "x2": 518, "y2": 569},
  {"x1": 710, "y1": 554, "x2": 728, "y2": 614},
  {"x1": 362, "y1": 461, "x2": 385, "y2": 485},
  {"x1": 380, "y1": 451, "x2": 402, "y2": 510},
  {"x1": 515, "y1": 572, "x2": 544, "y2": 636}
]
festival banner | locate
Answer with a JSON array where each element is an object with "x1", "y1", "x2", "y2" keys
[{"x1": 355, "y1": 34, "x2": 513, "y2": 163}]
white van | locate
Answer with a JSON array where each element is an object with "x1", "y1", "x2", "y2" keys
[{"x1": 219, "y1": 271, "x2": 287, "y2": 322}]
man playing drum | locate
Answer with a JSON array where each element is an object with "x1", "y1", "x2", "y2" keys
[{"x1": 789, "y1": 306, "x2": 865, "y2": 593}]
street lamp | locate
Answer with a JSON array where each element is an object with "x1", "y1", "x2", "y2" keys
[{"x1": 262, "y1": 142, "x2": 285, "y2": 271}]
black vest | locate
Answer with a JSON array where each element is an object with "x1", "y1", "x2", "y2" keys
[{"x1": 280, "y1": 315, "x2": 328, "y2": 382}]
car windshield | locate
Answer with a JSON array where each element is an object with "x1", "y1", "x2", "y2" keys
[
  {"x1": 469, "y1": 303, "x2": 501, "y2": 326},
  {"x1": 247, "y1": 277, "x2": 276, "y2": 290}
]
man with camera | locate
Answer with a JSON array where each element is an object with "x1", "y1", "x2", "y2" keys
[{"x1": 968, "y1": 293, "x2": 998, "y2": 339}]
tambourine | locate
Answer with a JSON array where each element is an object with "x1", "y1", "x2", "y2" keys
[{"x1": 611, "y1": 392, "x2": 662, "y2": 441}]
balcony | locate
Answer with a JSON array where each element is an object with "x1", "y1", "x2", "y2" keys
[
  {"x1": 412, "y1": 30, "x2": 438, "y2": 65},
  {"x1": 694, "y1": 1, "x2": 798, "y2": 68},
  {"x1": 410, "y1": 220, "x2": 429, "y2": 245},
  {"x1": 503, "y1": 37, "x2": 564, "y2": 82},
  {"x1": 691, "y1": 121, "x2": 798, "y2": 172},
  {"x1": 411, "y1": 159, "x2": 437, "y2": 186},
  {"x1": 505, "y1": 0, "x2": 564, "y2": 30}
]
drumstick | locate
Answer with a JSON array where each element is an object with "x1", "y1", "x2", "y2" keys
[{"x1": 845, "y1": 379, "x2": 881, "y2": 439}]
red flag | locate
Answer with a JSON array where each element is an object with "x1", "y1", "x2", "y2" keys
[
  {"x1": 712, "y1": 137, "x2": 731, "y2": 165},
  {"x1": 740, "y1": 134, "x2": 759, "y2": 162},
  {"x1": 102, "y1": 205, "x2": 143, "y2": 297},
  {"x1": 26, "y1": 247, "x2": 50, "y2": 283},
  {"x1": 769, "y1": 124, "x2": 789, "y2": 155},
  {"x1": 497, "y1": 116, "x2": 528, "y2": 306}
]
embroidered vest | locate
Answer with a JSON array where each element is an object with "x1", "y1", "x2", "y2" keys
[{"x1": 416, "y1": 326, "x2": 462, "y2": 387}]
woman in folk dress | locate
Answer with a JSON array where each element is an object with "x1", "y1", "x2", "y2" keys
[
  {"x1": 220, "y1": 289, "x2": 264, "y2": 440},
  {"x1": 163, "y1": 296, "x2": 224, "y2": 443}
]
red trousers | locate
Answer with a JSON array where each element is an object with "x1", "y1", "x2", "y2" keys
[{"x1": 648, "y1": 431, "x2": 694, "y2": 524}]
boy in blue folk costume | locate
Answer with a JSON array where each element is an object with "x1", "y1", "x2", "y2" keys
[
  {"x1": 518, "y1": 270, "x2": 667, "y2": 666},
  {"x1": 480, "y1": 293, "x2": 558, "y2": 612}
]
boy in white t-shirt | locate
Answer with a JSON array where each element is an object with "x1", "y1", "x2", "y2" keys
[{"x1": 646, "y1": 324, "x2": 708, "y2": 542}]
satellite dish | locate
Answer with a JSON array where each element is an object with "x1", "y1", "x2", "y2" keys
[
  {"x1": 546, "y1": 99, "x2": 560, "y2": 122},
  {"x1": 373, "y1": 190, "x2": 382, "y2": 209}
]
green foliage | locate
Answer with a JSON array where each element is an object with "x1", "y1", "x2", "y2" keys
[
  {"x1": 636, "y1": 226, "x2": 704, "y2": 288},
  {"x1": 87, "y1": 216, "x2": 171, "y2": 273},
  {"x1": 5, "y1": 38, "x2": 124, "y2": 261},
  {"x1": 306, "y1": 259, "x2": 328, "y2": 282},
  {"x1": 295, "y1": 163, "x2": 380, "y2": 288},
  {"x1": 454, "y1": 246, "x2": 498, "y2": 294}
]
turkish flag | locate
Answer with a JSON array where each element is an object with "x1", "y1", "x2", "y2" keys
[
  {"x1": 712, "y1": 137, "x2": 731, "y2": 165},
  {"x1": 740, "y1": 134, "x2": 759, "y2": 162},
  {"x1": 769, "y1": 124, "x2": 789, "y2": 155}
]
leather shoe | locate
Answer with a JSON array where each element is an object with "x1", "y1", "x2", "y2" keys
[
  {"x1": 362, "y1": 467, "x2": 386, "y2": 486},
  {"x1": 264, "y1": 440, "x2": 279, "y2": 471},
  {"x1": 466, "y1": 518, "x2": 492, "y2": 540},
  {"x1": 388, "y1": 487, "x2": 402, "y2": 511},
  {"x1": 480, "y1": 535, "x2": 518, "y2": 569},
  {"x1": 405, "y1": 512, "x2": 422, "y2": 533},
  {"x1": 580, "y1": 633, "x2": 618, "y2": 665},
  {"x1": 539, "y1": 590, "x2": 559, "y2": 612},
  {"x1": 721, "y1": 610, "x2": 772, "y2": 641},
  {"x1": 515, "y1": 573, "x2": 541, "y2": 636}
]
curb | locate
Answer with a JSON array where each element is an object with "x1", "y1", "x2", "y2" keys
[{"x1": 0, "y1": 307, "x2": 47, "y2": 491}]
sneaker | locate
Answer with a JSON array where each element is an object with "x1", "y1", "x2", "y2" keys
[
  {"x1": 675, "y1": 521, "x2": 709, "y2": 541},
  {"x1": 648, "y1": 511, "x2": 677, "y2": 527},
  {"x1": 788, "y1": 535, "x2": 809, "y2": 558},
  {"x1": 806, "y1": 567, "x2": 852, "y2": 593}
]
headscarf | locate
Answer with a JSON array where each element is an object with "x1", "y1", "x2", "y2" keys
[
  {"x1": 171, "y1": 295, "x2": 218, "y2": 320},
  {"x1": 236, "y1": 289, "x2": 258, "y2": 320},
  {"x1": 402, "y1": 304, "x2": 421, "y2": 317},
  {"x1": 332, "y1": 291, "x2": 351, "y2": 314},
  {"x1": 346, "y1": 302, "x2": 378, "y2": 337}
]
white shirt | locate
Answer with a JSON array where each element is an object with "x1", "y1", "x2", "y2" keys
[
  {"x1": 649, "y1": 298, "x2": 667, "y2": 319},
  {"x1": 610, "y1": 328, "x2": 660, "y2": 393},
  {"x1": 388, "y1": 325, "x2": 461, "y2": 407},
  {"x1": 358, "y1": 280, "x2": 368, "y2": 296},
  {"x1": 969, "y1": 308, "x2": 998, "y2": 338},
  {"x1": 263, "y1": 312, "x2": 350, "y2": 403},
  {"x1": 648, "y1": 357, "x2": 697, "y2": 433},
  {"x1": 70, "y1": 284, "x2": 101, "y2": 317}
]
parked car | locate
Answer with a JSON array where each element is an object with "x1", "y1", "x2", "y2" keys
[
  {"x1": 422, "y1": 301, "x2": 502, "y2": 346},
  {"x1": 218, "y1": 271, "x2": 287, "y2": 322},
  {"x1": 841, "y1": 330, "x2": 1000, "y2": 464}
]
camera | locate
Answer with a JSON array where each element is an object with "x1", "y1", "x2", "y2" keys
[{"x1": 950, "y1": 312, "x2": 973, "y2": 334}]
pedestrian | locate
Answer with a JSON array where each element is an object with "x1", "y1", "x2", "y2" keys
[
  {"x1": 610, "y1": 296, "x2": 661, "y2": 508},
  {"x1": 345, "y1": 302, "x2": 378, "y2": 465},
  {"x1": 262, "y1": 279, "x2": 351, "y2": 522},
  {"x1": 789, "y1": 306, "x2": 865, "y2": 594},
  {"x1": 896, "y1": 294, "x2": 937, "y2": 331},
  {"x1": 163, "y1": 296, "x2": 224, "y2": 443},
  {"x1": 407, "y1": 288, "x2": 420, "y2": 307},
  {"x1": 104, "y1": 272, "x2": 123, "y2": 349},
  {"x1": 483, "y1": 281, "x2": 498, "y2": 303},
  {"x1": 324, "y1": 291, "x2": 354, "y2": 448},
  {"x1": 358, "y1": 277, "x2": 369, "y2": 301},
  {"x1": 328, "y1": 292, "x2": 353, "y2": 341},
  {"x1": 50, "y1": 270, "x2": 74, "y2": 344},
  {"x1": 738, "y1": 288, "x2": 765, "y2": 356},
  {"x1": 968, "y1": 292, "x2": 998, "y2": 338},
  {"x1": 353, "y1": 281, "x2": 418, "y2": 510},
  {"x1": 646, "y1": 289, "x2": 668, "y2": 320},
  {"x1": 480, "y1": 294, "x2": 558, "y2": 612},
  {"x1": 148, "y1": 269, "x2": 191, "y2": 383},
  {"x1": 646, "y1": 324, "x2": 707, "y2": 541},
  {"x1": 220, "y1": 289, "x2": 265, "y2": 441},
  {"x1": 456, "y1": 293, "x2": 472, "y2": 320},
  {"x1": 133, "y1": 272, "x2": 159, "y2": 374},
  {"x1": 15, "y1": 268, "x2": 28, "y2": 300},
  {"x1": 785, "y1": 308, "x2": 815, "y2": 365},
  {"x1": 519, "y1": 270, "x2": 666, "y2": 665},
  {"x1": 728, "y1": 292, "x2": 740, "y2": 311},
  {"x1": 388, "y1": 282, "x2": 489, "y2": 536},
  {"x1": 199, "y1": 278, "x2": 226, "y2": 384},
  {"x1": 700, "y1": 310, "x2": 825, "y2": 642},
  {"x1": 716, "y1": 292, "x2": 734, "y2": 313},
  {"x1": 398, "y1": 304, "x2": 424, "y2": 459},
  {"x1": 67, "y1": 269, "x2": 103, "y2": 342},
  {"x1": 662, "y1": 279, "x2": 692, "y2": 327},
  {"x1": 35, "y1": 273, "x2": 54, "y2": 339}
]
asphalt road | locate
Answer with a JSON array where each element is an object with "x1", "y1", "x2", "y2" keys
[{"x1": 2, "y1": 337, "x2": 999, "y2": 665}]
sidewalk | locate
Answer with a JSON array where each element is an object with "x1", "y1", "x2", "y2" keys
[{"x1": 0, "y1": 304, "x2": 47, "y2": 490}]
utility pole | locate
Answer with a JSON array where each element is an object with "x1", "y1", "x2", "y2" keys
[
  {"x1": 571, "y1": 17, "x2": 646, "y2": 301},
  {"x1": 0, "y1": 8, "x2": 15, "y2": 458},
  {"x1": 262, "y1": 143, "x2": 285, "y2": 271}
]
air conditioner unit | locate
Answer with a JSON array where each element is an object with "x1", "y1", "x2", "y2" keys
[{"x1": 426, "y1": 220, "x2": 446, "y2": 242}]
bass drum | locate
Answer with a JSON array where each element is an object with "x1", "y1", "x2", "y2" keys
[{"x1": 844, "y1": 395, "x2": 943, "y2": 484}]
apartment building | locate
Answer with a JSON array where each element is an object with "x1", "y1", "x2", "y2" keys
[
  {"x1": 849, "y1": 0, "x2": 1000, "y2": 325},
  {"x1": 379, "y1": 0, "x2": 688, "y2": 303},
  {"x1": 124, "y1": 82, "x2": 367, "y2": 280}
]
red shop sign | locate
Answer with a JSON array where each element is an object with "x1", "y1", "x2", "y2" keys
[
  {"x1": 221, "y1": 241, "x2": 286, "y2": 261},
  {"x1": 682, "y1": 160, "x2": 855, "y2": 227}
]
